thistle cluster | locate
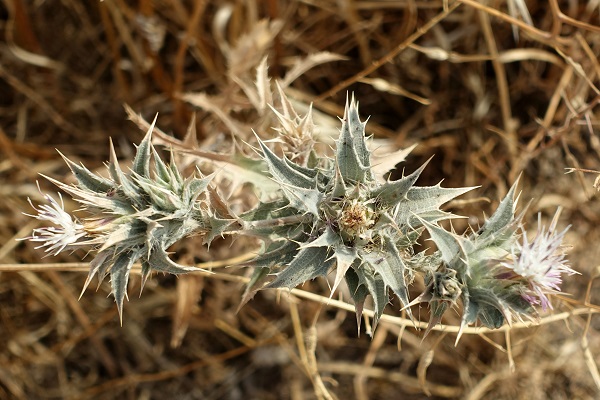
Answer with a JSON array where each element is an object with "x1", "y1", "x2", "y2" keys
[{"x1": 23, "y1": 98, "x2": 575, "y2": 337}]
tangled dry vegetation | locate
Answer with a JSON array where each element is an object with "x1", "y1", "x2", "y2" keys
[{"x1": 1, "y1": 1, "x2": 600, "y2": 399}]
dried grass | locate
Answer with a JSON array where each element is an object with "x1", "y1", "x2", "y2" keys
[{"x1": 1, "y1": 0, "x2": 600, "y2": 398}]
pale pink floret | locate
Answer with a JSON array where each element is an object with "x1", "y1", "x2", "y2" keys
[
  {"x1": 502, "y1": 214, "x2": 576, "y2": 310},
  {"x1": 24, "y1": 191, "x2": 86, "y2": 256}
]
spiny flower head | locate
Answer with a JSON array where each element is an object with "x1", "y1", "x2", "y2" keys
[
  {"x1": 418, "y1": 183, "x2": 575, "y2": 343},
  {"x1": 23, "y1": 117, "x2": 231, "y2": 323},
  {"x1": 244, "y1": 95, "x2": 474, "y2": 329},
  {"x1": 417, "y1": 182, "x2": 530, "y2": 341}
]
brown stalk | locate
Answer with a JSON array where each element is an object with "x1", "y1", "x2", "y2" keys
[{"x1": 315, "y1": 1, "x2": 461, "y2": 101}]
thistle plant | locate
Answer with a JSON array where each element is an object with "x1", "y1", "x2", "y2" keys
[{"x1": 23, "y1": 96, "x2": 575, "y2": 338}]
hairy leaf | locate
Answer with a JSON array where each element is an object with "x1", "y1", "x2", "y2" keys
[{"x1": 268, "y1": 246, "x2": 334, "y2": 289}]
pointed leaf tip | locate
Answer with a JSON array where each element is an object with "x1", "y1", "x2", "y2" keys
[
  {"x1": 417, "y1": 216, "x2": 465, "y2": 265},
  {"x1": 255, "y1": 134, "x2": 314, "y2": 189},
  {"x1": 132, "y1": 113, "x2": 157, "y2": 177},
  {"x1": 330, "y1": 245, "x2": 358, "y2": 298},
  {"x1": 336, "y1": 98, "x2": 372, "y2": 183},
  {"x1": 478, "y1": 178, "x2": 521, "y2": 240},
  {"x1": 369, "y1": 157, "x2": 431, "y2": 207},
  {"x1": 110, "y1": 252, "x2": 137, "y2": 326},
  {"x1": 57, "y1": 150, "x2": 113, "y2": 193}
]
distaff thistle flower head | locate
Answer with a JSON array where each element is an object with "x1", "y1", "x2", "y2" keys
[
  {"x1": 23, "y1": 117, "x2": 233, "y2": 323},
  {"x1": 417, "y1": 183, "x2": 575, "y2": 342},
  {"x1": 243, "y1": 95, "x2": 475, "y2": 329}
]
